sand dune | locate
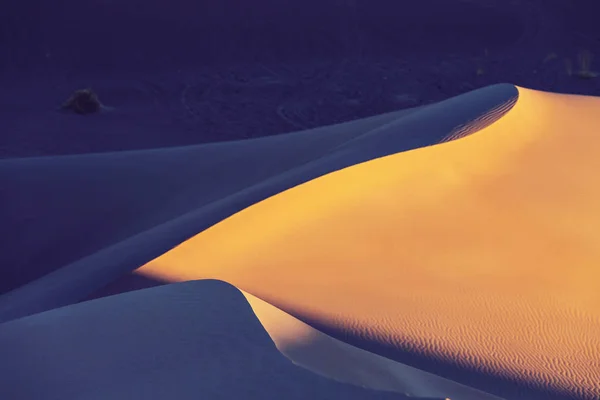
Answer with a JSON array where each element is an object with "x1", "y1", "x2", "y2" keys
[
  {"x1": 3, "y1": 0, "x2": 600, "y2": 398},
  {"x1": 0, "y1": 83, "x2": 517, "y2": 321},
  {"x1": 137, "y1": 86, "x2": 600, "y2": 399},
  {"x1": 2, "y1": 84, "x2": 599, "y2": 399},
  {"x1": 0, "y1": 280, "x2": 432, "y2": 400}
]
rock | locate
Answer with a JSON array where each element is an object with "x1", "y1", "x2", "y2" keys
[{"x1": 60, "y1": 88, "x2": 103, "y2": 115}]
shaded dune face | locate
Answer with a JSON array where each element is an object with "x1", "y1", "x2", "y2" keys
[
  {"x1": 0, "y1": 280, "x2": 409, "y2": 400},
  {"x1": 139, "y1": 87, "x2": 600, "y2": 399},
  {"x1": 1, "y1": 0, "x2": 524, "y2": 71},
  {"x1": 440, "y1": 95, "x2": 518, "y2": 142}
]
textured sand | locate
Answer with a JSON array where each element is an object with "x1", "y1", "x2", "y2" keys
[
  {"x1": 243, "y1": 290, "x2": 502, "y2": 399},
  {"x1": 138, "y1": 87, "x2": 600, "y2": 399}
]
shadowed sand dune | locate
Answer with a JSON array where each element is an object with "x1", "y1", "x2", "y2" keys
[
  {"x1": 136, "y1": 86, "x2": 600, "y2": 399},
  {"x1": 0, "y1": 83, "x2": 517, "y2": 320},
  {"x1": 1, "y1": 84, "x2": 599, "y2": 399},
  {"x1": 0, "y1": 279, "x2": 442, "y2": 400}
]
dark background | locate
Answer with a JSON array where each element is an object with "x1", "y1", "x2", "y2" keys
[{"x1": 1, "y1": 0, "x2": 599, "y2": 156}]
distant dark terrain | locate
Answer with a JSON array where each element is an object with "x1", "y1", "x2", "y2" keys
[{"x1": 1, "y1": 0, "x2": 599, "y2": 157}]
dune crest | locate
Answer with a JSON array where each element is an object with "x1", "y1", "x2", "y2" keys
[
  {"x1": 138, "y1": 87, "x2": 600, "y2": 399},
  {"x1": 0, "y1": 84, "x2": 517, "y2": 322}
]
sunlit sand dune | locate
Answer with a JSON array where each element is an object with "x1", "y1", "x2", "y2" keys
[
  {"x1": 0, "y1": 84, "x2": 517, "y2": 321},
  {"x1": 138, "y1": 87, "x2": 600, "y2": 399},
  {"x1": 3, "y1": 0, "x2": 600, "y2": 398}
]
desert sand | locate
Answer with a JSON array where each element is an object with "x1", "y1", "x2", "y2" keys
[
  {"x1": 243, "y1": 290, "x2": 504, "y2": 400},
  {"x1": 137, "y1": 86, "x2": 600, "y2": 399},
  {"x1": 0, "y1": 82, "x2": 522, "y2": 400},
  {"x1": 2, "y1": 0, "x2": 600, "y2": 399},
  {"x1": 0, "y1": 83, "x2": 518, "y2": 319},
  {"x1": 2, "y1": 82, "x2": 599, "y2": 400}
]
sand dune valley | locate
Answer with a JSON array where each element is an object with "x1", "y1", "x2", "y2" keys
[{"x1": 1, "y1": 0, "x2": 600, "y2": 399}]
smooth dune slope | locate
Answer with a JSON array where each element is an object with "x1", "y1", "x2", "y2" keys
[
  {"x1": 0, "y1": 84, "x2": 517, "y2": 322},
  {"x1": 0, "y1": 280, "x2": 431, "y2": 400},
  {"x1": 138, "y1": 86, "x2": 600, "y2": 400}
]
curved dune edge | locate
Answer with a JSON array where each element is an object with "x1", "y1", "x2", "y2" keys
[
  {"x1": 137, "y1": 86, "x2": 600, "y2": 399},
  {"x1": 440, "y1": 95, "x2": 518, "y2": 143},
  {"x1": 0, "y1": 84, "x2": 517, "y2": 322},
  {"x1": 241, "y1": 290, "x2": 502, "y2": 399},
  {"x1": 0, "y1": 280, "x2": 415, "y2": 400}
]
